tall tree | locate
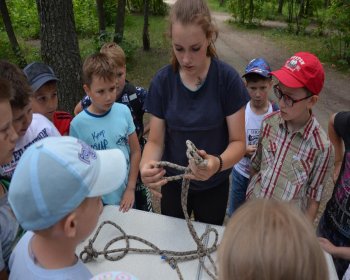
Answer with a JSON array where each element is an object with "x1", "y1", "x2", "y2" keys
[
  {"x1": 0, "y1": 0, "x2": 26, "y2": 67},
  {"x1": 36, "y1": 0, "x2": 83, "y2": 113},
  {"x1": 143, "y1": 0, "x2": 150, "y2": 51},
  {"x1": 114, "y1": 0, "x2": 126, "y2": 43},
  {"x1": 96, "y1": 0, "x2": 106, "y2": 35},
  {"x1": 277, "y1": 0, "x2": 284, "y2": 14}
]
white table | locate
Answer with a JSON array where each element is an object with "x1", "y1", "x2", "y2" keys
[{"x1": 76, "y1": 206, "x2": 338, "y2": 280}]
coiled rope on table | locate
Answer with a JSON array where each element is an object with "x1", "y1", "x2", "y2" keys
[{"x1": 79, "y1": 140, "x2": 219, "y2": 280}]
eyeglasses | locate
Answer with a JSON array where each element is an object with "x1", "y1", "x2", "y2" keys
[{"x1": 273, "y1": 85, "x2": 311, "y2": 107}]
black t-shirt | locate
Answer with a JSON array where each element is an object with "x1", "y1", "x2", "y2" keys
[
  {"x1": 325, "y1": 111, "x2": 350, "y2": 237},
  {"x1": 146, "y1": 58, "x2": 250, "y2": 190}
]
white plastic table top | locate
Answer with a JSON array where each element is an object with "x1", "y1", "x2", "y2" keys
[{"x1": 76, "y1": 206, "x2": 339, "y2": 280}]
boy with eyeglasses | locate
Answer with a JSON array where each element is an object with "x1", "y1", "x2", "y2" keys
[{"x1": 246, "y1": 52, "x2": 333, "y2": 222}]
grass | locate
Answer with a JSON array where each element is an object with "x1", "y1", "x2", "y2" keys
[{"x1": 207, "y1": 0, "x2": 229, "y2": 13}]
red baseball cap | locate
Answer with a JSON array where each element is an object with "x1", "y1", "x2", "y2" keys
[{"x1": 271, "y1": 52, "x2": 325, "y2": 95}]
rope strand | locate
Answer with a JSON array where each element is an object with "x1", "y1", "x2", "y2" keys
[{"x1": 79, "y1": 140, "x2": 219, "y2": 280}]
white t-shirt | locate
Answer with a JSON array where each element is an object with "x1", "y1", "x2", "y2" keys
[
  {"x1": 234, "y1": 101, "x2": 273, "y2": 178},
  {"x1": 9, "y1": 231, "x2": 92, "y2": 280},
  {"x1": 0, "y1": 114, "x2": 60, "y2": 179},
  {"x1": 343, "y1": 265, "x2": 350, "y2": 280}
]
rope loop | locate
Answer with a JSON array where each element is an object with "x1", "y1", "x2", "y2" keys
[{"x1": 79, "y1": 140, "x2": 219, "y2": 280}]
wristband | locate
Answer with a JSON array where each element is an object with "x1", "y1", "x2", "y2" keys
[{"x1": 215, "y1": 155, "x2": 223, "y2": 174}]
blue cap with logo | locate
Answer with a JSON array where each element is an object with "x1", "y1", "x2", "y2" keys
[
  {"x1": 9, "y1": 136, "x2": 127, "y2": 231},
  {"x1": 242, "y1": 58, "x2": 272, "y2": 78}
]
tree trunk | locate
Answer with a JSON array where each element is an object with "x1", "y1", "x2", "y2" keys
[
  {"x1": 96, "y1": 0, "x2": 106, "y2": 34},
  {"x1": 248, "y1": 0, "x2": 254, "y2": 23},
  {"x1": 143, "y1": 0, "x2": 150, "y2": 51},
  {"x1": 114, "y1": 0, "x2": 126, "y2": 44},
  {"x1": 36, "y1": 0, "x2": 83, "y2": 113},
  {"x1": 219, "y1": 0, "x2": 225, "y2": 6},
  {"x1": 0, "y1": 0, "x2": 27, "y2": 68},
  {"x1": 277, "y1": 0, "x2": 284, "y2": 14},
  {"x1": 298, "y1": 0, "x2": 305, "y2": 17},
  {"x1": 324, "y1": 0, "x2": 330, "y2": 8}
]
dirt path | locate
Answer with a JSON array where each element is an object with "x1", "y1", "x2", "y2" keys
[{"x1": 213, "y1": 11, "x2": 350, "y2": 131}]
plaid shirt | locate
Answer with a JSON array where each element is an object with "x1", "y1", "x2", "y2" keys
[{"x1": 246, "y1": 111, "x2": 333, "y2": 211}]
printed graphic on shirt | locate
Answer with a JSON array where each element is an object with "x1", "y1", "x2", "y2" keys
[
  {"x1": 1, "y1": 128, "x2": 49, "y2": 178},
  {"x1": 329, "y1": 152, "x2": 350, "y2": 236},
  {"x1": 247, "y1": 129, "x2": 260, "y2": 145},
  {"x1": 91, "y1": 130, "x2": 109, "y2": 150},
  {"x1": 89, "y1": 130, "x2": 129, "y2": 151}
]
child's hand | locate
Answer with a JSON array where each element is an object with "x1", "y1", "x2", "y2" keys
[
  {"x1": 318, "y1": 237, "x2": 337, "y2": 255},
  {"x1": 119, "y1": 188, "x2": 135, "y2": 213},
  {"x1": 246, "y1": 145, "x2": 257, "y2": 158}
]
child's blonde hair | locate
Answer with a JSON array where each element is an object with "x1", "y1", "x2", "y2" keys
[
  {"x1": 219, "y1": 199, "x2": 328, "y2": 280},
  {"x1": 82, "y1": 53, "x2": 117, "y2": 86},
  {"x1": 167, "y1": 0, "x2": 218, "y2": 71},
  {"x1": 100, "y1": 42, "x2": 126, "y2": 67}
]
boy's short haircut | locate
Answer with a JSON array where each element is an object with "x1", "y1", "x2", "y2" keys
[
  {"x1": 8, "y1": 136, "x2": 127, "y2": 231},
  {"x1": 243, "y1": 57, "x2": 272, "y2": 83},
  {"x1": 271, "y1": 52, "x2": 324, "y2": 95},
  {"x1": 0, "y1": 60, "x2": 32, "y2": 109},
  {"x1": 244, "y1": 73, "x2": 272, "y2": 84},
  {"x1": 0, "y1": 78, "x2": 14, "y2": 101},
  {"x1": 219, "y1": 199, "x2": 328, "y2": 280},
  {"x1": 83, "y1": 53, "x2": 117, "y2": 86},
  {"x1": 23, "y1": 62, "x2": 59, "y2": 92},
  {"x1": 100, "y1": 42, "x2": 126, "y2": 67}
]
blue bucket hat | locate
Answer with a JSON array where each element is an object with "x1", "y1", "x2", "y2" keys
[{"x1": 9, "y1": 136, "x2": 127, "y2": 231}]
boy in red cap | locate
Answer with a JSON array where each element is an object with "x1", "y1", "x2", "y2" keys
[{"x1": 246, "y1": 52, "x2": 333, "y2": 222}]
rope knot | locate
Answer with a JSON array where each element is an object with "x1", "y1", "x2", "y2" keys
[{"x1": 79, "y1": 240, "x2": 99, "y2": 263}]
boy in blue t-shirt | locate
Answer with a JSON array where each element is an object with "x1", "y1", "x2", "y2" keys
[
  {"x1": 70, "y1": 53, "x2": 141, "y2": 212},
  {"x1": 74, "y1": 43, "x2": 152, "y2": 212}
]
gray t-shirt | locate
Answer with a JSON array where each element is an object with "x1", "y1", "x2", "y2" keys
[
  {"x1": 0, "y1": 192, "x2": 19, "y2": 270},
  {"x1": 9, "y1": 231, "x2": 92, "y2": 279}
]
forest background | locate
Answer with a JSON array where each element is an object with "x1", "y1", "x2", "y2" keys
[{"x1": 0, "y1": 0, "x2": 349, "y2": 113}]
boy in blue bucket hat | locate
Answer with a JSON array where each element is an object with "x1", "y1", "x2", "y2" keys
[{"x1": 8, "y1": 136, "x2": 127, "y2": 279}]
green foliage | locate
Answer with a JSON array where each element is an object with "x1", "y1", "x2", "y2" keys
[
  {"x1": 73, "y1": 0, "x2": 98, "y2": 35},
  {"x1": 207, "y1": 0, "x2": 230, "y2": 12},
  {"x1": 228, "y1": 0, "x2": 263, "y2": 24},
  {"x1": 323, "y1": 0, "x2": 350, "y2": 65},
  {"x1": 128, "y1": 0, "x2": 167, "y2": 15},
  {"x1": 5, "y1": 0, "x2": 39, "y2": 39}
]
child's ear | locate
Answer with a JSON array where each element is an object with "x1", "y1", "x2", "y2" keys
[
  {"x1": 307, "y1": 95, "x2": 319, "y2": 108},
  {"x1": 83, "y1": 84, "x2": 91, "y2": 97},
  {"x1": 63, "y1": 212, "x2": 78, "y2": 238},
  {"x1": 268, "y1": 78, "x2": 274, "y2": 87}
]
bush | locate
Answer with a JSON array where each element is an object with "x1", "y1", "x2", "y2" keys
[{"x1": 324, "y1": 0, "x2": 350, "y2": 66}]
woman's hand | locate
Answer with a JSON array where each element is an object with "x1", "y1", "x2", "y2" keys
[
  {"x1": 187, "y1": 149, "x2": 219, "y2": 181},
  {"x1": 140, "y1": 160, "x2": 167, "y2": 198}
]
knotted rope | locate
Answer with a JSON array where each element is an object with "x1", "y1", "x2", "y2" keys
[{"x1": 79, "y1": 140, "x2": 219, "y2": 280}]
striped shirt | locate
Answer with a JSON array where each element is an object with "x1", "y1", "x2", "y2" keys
[{"x1": 246, "y1": 111, "x2": 333, "y2": 211}]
